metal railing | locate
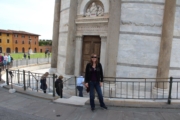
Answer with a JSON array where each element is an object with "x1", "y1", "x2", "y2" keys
[
  {"x1": 103, "y1": 77, "x2": 180, "y2": 104},
  {"x1": 4, "y1": 69, "x2": 180, "y2": 104},
  {"x1": 12, "y1": 57, "x2": 51, "y2": 67},
  {"x1": 0, "y1": 58, "x2": 51, "y2": 71}
]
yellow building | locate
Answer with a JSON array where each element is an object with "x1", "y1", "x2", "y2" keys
[{"x1": 0, "y1": 29, "x2": 13, "y2": 53}]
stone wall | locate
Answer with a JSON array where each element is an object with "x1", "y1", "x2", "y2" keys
[
  {"x1": 57, "y1": 0, "x2": 71, "y2": 74},
  {"x1": 116, "y1": 0, "x2": 165, "y2": 78}
]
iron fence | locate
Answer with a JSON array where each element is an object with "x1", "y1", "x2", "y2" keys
[{"x1": 4, "y1": 69, "x2": 180, "y2": 104}]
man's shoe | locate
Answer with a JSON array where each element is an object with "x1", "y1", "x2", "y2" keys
[
  {"x1": 91, "y1": 108, "x2": 95, "y2": 111},
  {"x1": 101, "y1": 106, "x2": 108, "y2": 110}
]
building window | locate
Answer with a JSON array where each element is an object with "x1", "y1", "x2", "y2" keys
[
  {"x1": 15, "y1": 40, "x2": 18, "y2": 44},
  {"x1": 7, "y1": 39, "x2": 9, "y2": 43},
  {"x1": 7, "y1": 33, "x2": 9, "y2": 36},
  {"x1": 29, "y1": 41, "x2": 30, "y2": 44},
  {"x1": 22, "y1": 41, "x2": 24, "y2": 44},
  {"x1": 0, "y1": 39, "x2": 1, "y2": 43},
  {"x1": 14, "y1": 34, "x2": 18, "y2": 38},
  {"x1": 22, "y1": 35, "x2": 25, "y2": 38},
  {"x1": 35, "y1": 42, "x2": 36, "y2": 45},
  {"x1": 0, "y1": 33, "x2": 1, "y2": 36},
  {"x1": 29, "y1": 36, "x2": 31, "y2": 39}
]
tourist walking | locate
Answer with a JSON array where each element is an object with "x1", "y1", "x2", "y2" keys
[
  {"x1": 40, "y1": 72, "x2": 49, "y2": 93},
  {"x1": 76, "y1": 76, "x2": 84, "y2": 97},
  {"x1": 85, "y1": 53, "x2": 107, "y2": 111},
  {"x1": 55, "y1": 75, "x2": 63, "y2": 98}
]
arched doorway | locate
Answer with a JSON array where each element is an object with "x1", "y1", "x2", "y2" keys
[
  {"x1": 40, "y1": 49, "x2": 42, "y2": 53},
  {"x1": 0, "y1": 47, "x2": 2, "y2": 53},
  {"x1": 34, "y1": 48, "x2": 37, "y2": 53},
  {"x1": 6, "y1": 48, "x2": 11, "y2": 53},
  {"x1": 22, "y1": 47, "x2": 25, "y2": 53},
  {"x1": 15, "y1": 47, "x2": 18, "y2": 53}
]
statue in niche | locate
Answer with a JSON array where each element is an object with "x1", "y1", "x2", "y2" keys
[
  {"x1": 97, "y1": 6, "x2": 104, "y2": 16},
  {"x1": 85, "y1": 9, "x2": 91, "y2": 17},
  {"x1": 85, "y1": 2, "x2": 104, "y2": 17},
  {"x1": 90, "y1": 2, "x2": 97, "y2": 16}
]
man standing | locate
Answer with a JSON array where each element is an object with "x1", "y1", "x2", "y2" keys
[{"x1": 76, "y1": 76, "x2": 84, "y2": 97}]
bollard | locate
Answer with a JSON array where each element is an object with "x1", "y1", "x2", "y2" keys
[
  {"x1": 168, "y1": 77, "x2": 173, "y2": 104},
  {"x1": 6, "y1": 69, "x2": 9, "y2": 85},
  {"x1": 23, "y1": 70, "x2": 26, "y2": 91}
]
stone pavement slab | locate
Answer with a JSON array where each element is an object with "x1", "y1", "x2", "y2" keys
[
  {"x1": 54, "y1": 96, "x2": 89, "y2": 106},
  {"x1": 1, "y1": 87, "x2": 180, "y2": 120}
]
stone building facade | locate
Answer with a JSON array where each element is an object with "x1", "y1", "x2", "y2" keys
[{"x1": 51, "y1": 0, "x2": 180, "y2": 88}]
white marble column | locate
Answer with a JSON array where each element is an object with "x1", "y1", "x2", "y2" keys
[
  {"x1": 74, "y1": 36, "x2": 83, "y2": 76},
  {"x1": 51, "y1": 0, "x2": 61, "y2": 68},
  {"x1": 100, "y1": 36, "x2": 107, "y2": 74}
]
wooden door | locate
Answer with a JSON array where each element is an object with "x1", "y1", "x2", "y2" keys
[{"x1": 81, "y1": 36, "x2": 101, "y2": 75}]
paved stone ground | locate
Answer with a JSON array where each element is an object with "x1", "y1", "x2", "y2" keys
[{"x1": 0, "y1": 87, "x2": 180, "y2": 120}]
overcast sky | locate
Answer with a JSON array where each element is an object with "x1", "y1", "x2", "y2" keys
[{"x1": 0, "y1": 0, "x2": 55, "y2": 39}]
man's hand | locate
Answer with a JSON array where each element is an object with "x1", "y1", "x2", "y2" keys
[
  {"x1": 85, "y1": 83, "x2": 88, "y2": 88},
  {"x1": 100, "y1": 82, "x2": 103, "y2": 87}
]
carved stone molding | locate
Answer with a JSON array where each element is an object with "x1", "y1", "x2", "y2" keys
[
  {"x1": 75, "y1": 17, "x2": 109, "y2": 24},
  {"x1": 77, "y1": 23, "x2": 108, "y2": 32}
]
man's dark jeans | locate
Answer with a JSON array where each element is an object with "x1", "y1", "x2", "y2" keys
[
  {"x1": 77, "y1": 86, "x2": 83, "y2": 97},
  {"x1": 89, "y1": 81, "x2": 105, "y2": 109}
]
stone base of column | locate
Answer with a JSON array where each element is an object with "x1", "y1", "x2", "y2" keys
[
  {"x1": 49, "y1": 68, "x2": 57, "y2": 74},
  {"x1": 152, "y1": 87, "x2": 169, "y2": 100}
]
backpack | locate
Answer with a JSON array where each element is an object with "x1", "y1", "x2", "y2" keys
[{"x1": 11, "y1": 57, "x2": 13, "y2": 61}]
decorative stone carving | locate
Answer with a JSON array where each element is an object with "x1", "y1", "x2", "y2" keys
[{"x1": 85, "y1": 2, "x2": 104, "y2": 17}]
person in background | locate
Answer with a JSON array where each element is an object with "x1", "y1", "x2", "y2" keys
[
  {"x1": 23, "y1": 53, "x2": 26, "y2": 59},
  {"x1": 40, "y1": 72, "x2": 49, "y2": 93},
  {"x1": 85, "y1": 53, "x2": 107, "y2": 111},
  {"x1": 76, "y1": 76, "x2": 84, "y2": 97},
  {"x1": 3, "y1": 53, "x2": 8, "y2": 69},
  {"x1": 7, "y1": 54, "x2": 11, "y2": 68},
  {"x1": 48, "y1": 51, "x2": 50, "y2": 58},
  {"x1": 28, "y1": 52, "x2": 30, "y2": 59},
  {"x1": 0, "y1": 54, "x2": 3, "y2": 70},
  {"x1": 55, "y1": 75, "x2": 63, "y2": 98}
]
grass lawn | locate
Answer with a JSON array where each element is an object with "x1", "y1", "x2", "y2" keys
[{"x1": 10, "y1": 53, "x2": 51, "y2": 60}]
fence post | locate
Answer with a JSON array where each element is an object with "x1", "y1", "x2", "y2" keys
[
  {"x1": 6, "y1": 69, "x2": 9, "y2": 85},
  {"x1": 18, "y1": 69, "x2": 20, "y2": 84},
  {"x1": 28, "y1": 71, "x2": 30, "y2": 87},
  {"x1": 0, "y1": 68, "x2": 1, "y2": 81},
  {"x1": 168, "y1": 77, "x2": 173, "y2": 104},
  {"x1": 53, "y1": 74, "x2": 55, "y2": 97},
  {"x1": 23, "y1": 70, "x2": 26, "y2": 91},
  {"x1": 75, "y1": 76, "x2": 77, "y2": 96}
]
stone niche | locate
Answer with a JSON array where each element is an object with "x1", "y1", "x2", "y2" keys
[{"x1": 84, "y1": 1, "x2": 104, "y2": 17}]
